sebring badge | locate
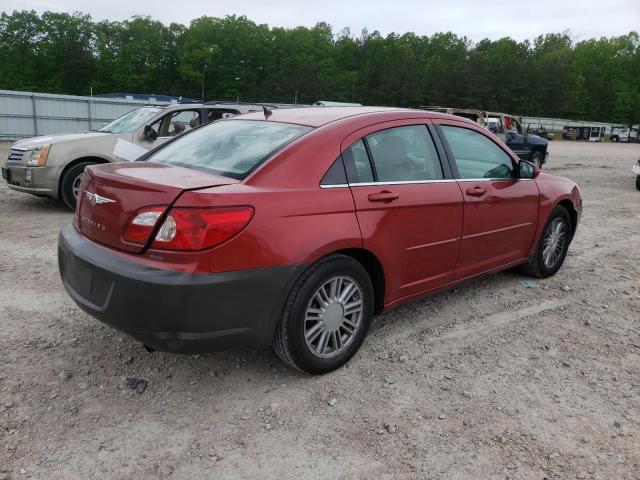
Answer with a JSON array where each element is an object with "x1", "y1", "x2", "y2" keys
[{"x1": 85, "y1": 191, "x2": 116, "y2": 206}]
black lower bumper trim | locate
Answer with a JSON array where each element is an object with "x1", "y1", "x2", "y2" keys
[{"x1": 58, "y1": 223, "x2": 306, "y2": 353}]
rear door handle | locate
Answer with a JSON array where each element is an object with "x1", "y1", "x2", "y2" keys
[
  {"x1": 465, "y1": 186, "x2": 487, "y2": 197},
  {"x1": 368, "y1": 191, "x2": 399, "y2": 203}
]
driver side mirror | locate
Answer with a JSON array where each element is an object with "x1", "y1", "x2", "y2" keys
[
  {"x1": 143, "y1": 125, "x2": 157, "y2": 141},
  {"x1": 517, "y1": 160, "x2": 539, "y2": 179}
]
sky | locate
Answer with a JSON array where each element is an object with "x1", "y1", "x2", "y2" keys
[{"x1": 4, "y1": 0, "x2": 639, "y2": 42}]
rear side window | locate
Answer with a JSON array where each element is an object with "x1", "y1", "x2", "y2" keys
[
  {"x1": 366, "y1": 125, "x2": 443, "y2": 182},
  {"x1": 320, "y1": 158, "x2": 347, "y2": 186},
  {"x1": 207, "y1": 109, "x2": 240, "y2": 121},
  {"x1": 150, "y1": 120, "x2": 311, "y2": 179},
  {"x1": 342, "y1": 139, "x2": 374, "y2": 183},
  {"x1": 441, "y1": 126, "x2": 514, "y2": 179}
]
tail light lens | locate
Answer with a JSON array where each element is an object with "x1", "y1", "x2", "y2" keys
[
  {"x1": 123, "y1": 207, "x2": 166, "y2": 245},
  {"x1": 151, "y1": 206, "x2": 254, "y2": 251}
]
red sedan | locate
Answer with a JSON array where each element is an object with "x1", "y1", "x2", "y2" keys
[{"x1": 58, "y1": 107, "x2": 582, "y2": 374}]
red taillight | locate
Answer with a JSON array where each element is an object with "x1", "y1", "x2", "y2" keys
[
  {"x1": 151, "y1": 206, "x2": 254, "y2": 251},
  {"x1": 123, "y1": 206, "x2": 166, "y2": 245}
]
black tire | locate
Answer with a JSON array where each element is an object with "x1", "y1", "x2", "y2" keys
[
  {"x1": 60, "y1": 161, "x2": 95, "y2": 209},
  {"x1": 611, "y1": 136, "x2": 619, "y2": 143},
  {"x1": 272, "y1": 254, "x2": 374, "y2": 374},
  {"x1": 636, "y1": 175, "x2": 640, "y2": 191},
  {"x1": 521, "y1": 205, "x2": 572, "y2": 278},
  {"x1": 530, "y1": 150, "x2": 544, "y2": 167}
]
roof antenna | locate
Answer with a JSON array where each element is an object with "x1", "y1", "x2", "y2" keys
[{"x1": 263, "y1": 105, "x2": 272, "y2": 120}]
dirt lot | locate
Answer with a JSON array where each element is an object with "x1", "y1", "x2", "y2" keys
[{"x1": 0, "y1": 141, "x2": 639, "y2": 480}]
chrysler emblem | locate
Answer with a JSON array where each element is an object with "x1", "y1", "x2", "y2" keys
[{"x1": 85, "y1": 191, "x2": 116, "y2": 206}]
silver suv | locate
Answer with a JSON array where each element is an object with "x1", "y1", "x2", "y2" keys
[{"x1": 2, "y1": 102, "x2": 267, "y2": 208}]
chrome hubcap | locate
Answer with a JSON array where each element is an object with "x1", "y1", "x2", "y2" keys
[
  {"x1": 72, "y1": 173, "x2": 84, "y2": 199},
  {"x1": 304, "y1": 275, "x2": 364, "y2": 358},
  {"x1": 542, "y1": 218, "x2": 567, "y2": 268}
]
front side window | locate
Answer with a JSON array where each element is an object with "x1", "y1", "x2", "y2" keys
[
  {"x1": 505, "y1": 116, "x2": 522, "y2": 134},
  {"x1": 99, "y1": 107, "x2": 163, "y2": 134},
  {"x1": 149, "y1": 110, "x2": 201, "y2": 138},
  {"x1": 166, "y1": 110, "x2": 201, "y2": 136},
  {"x1": 150, "y1": 120, "x2": 311, "y2": 179},
  {"x1": 366, "y1": 125, "x2": 443, "y2": 182},
  {"x1": 441, "y1": 125, "x2": 514, "y2": 179},
  {"x1": 487, "y1": 116, "x2": 503, "y2": 134}
]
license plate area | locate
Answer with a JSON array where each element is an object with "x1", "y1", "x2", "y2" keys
[{"x1": 62, "y1": 253, "x2": 114, "y2": 310}]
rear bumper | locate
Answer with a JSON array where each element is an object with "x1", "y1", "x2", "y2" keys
[{"x1": 58, "y1": 223, "x2": 305, "y2": 353}]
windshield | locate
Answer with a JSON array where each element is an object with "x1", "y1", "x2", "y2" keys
[
  {"x1": 99, "y1": 107, "x2": 163, "y2": 134},
  {"x1": 149, "y1": 120, "x2": 312, "y2": 179}
]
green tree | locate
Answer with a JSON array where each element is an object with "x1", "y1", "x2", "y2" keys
[{"x1": 1, "y1": 9, "x2": 639, "y2": 123}]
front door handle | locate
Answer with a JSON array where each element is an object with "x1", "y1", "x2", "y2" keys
[
  {"x1": 368, "y1": 191, "x2": 399, "y2": 203},
  {"x1": 466, "y1": 186, "x2": 487, "y2": 197}
]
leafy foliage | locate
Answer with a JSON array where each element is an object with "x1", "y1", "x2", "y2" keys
[{"x1": 0, "y1": 11, "x2": 638, "y2": 123}]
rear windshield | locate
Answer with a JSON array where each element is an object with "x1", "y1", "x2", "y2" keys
[{"x1": 149, "y1": 119, "x2": 312, "y2": 179}]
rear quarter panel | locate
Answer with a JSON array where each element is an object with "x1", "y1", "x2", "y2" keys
[
  {"x1": 173, "y1": 184, "x2": 362, "y2": 273},
  {"x1": 172, "y1": 128, "x2": 365, "y2": 273}
]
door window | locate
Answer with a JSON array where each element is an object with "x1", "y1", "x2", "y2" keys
[
  {"x1": 505, "y1": 116, "x2": 522, "y2": 134},
  {"x1": 366, "y1": 125, "x2": 443, "y2": 182},
  {"x1": 441, "y1": 125, "x2": 514, "y2": 179},
  {"x1": 166, "y1": 110, "x2": 201, "y2": 136},
  {"x1": 487, "y1": 116, "x2": 503, "y2": 134}
]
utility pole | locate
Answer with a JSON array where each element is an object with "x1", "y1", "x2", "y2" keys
[{"x1": 201, "y1": 64, "x2": 207, "y2": 101}]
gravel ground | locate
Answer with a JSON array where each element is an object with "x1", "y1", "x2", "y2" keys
[{"x1": 0, "y1": 140, "x2": 639, "y2": 480}]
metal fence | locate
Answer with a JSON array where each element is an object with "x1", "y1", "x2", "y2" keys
[
  {"x1": 0, "y1": 89, "x2": 172, "y2": 140},
  {"x1": 0, "y1": 89, "x2": 629, "y2": 140},
  {"x1": 521, "y1": 116, "x2": 623, "y2": 132}
]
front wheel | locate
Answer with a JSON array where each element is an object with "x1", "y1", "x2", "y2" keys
[
  {"x1": 273, "y1": 254, "x2": 374, "y2": 374},
  {"x1": 60, "y1": 161, "x2": 95, "y2": 209},
  {"x1": 636, "y1": 175, "x2": 640, "y2": 191},
  {"x1": 530, "y1": 150, "x2": 544, "y2": 167},
  {"x1": 611, "y1": 136, "x2": 619, "y2": 143},
  {"x1": 521, "y1": 205, "x2": 572, "y2": 278}
]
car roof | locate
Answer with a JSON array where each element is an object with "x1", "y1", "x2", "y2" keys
[
  {"x1": 158, "y1": 103, "x2": 263, "y2": 112},
  {"x1": 239, "y1": 106, "x2": 462, "y2": 128}
]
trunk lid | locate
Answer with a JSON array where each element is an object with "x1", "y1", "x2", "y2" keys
[{"x1": 76, "y1": 162, "x2": 239, "y2": 253}]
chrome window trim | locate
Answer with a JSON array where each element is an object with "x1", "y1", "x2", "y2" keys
[
  {"x1": 320, "y1": 177, "x2": 532, "y2": 188},
  {"x1": 457, "y1": 177, "x2": 528, "y2": 182},
  {"x1": 348, "y1": 179, "x2": 457, "y2": 187}
]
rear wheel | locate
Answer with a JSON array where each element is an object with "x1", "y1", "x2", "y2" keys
[
  {"x1": 611, "y1": 136, "x2": 619, "y2": 143},
  {"x1": 273, "y1": 254, "x2": 374, "y2": 374},
  {"x1": 60, "y1": 161, "x2": 95, "y2": 209},
  {"x1": 521, "y1": 205, "x2": 572, "y2": 278},
  {"x1": 530, "y1": 150, "x2": 544, "y2": 167},
  {"x1": 636, "y1": 175, "x2": 640, "y2": 191}
]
